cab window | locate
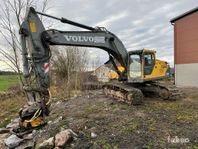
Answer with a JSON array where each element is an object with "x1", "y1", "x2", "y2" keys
[
  {"x1": 129, "y1": 54, "x2": 141, "y2": 78},
  {"x1": 144, "y1": 53, "x2": 155, "y2": 75},
  {"x1": 144, "y1": 53, "x2": 154, "y2": 66}
]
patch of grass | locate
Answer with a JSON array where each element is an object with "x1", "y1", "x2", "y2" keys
[
  {"x1": 84, "y1": 106, "x2": 101, "y2": 114},
  {"x1": 94, "y1": 139, "x2": 118, "y2": 149},
  {"x1": 75, "y1": 106, "x2": 102, "y2": 119},
  {"x1": 0, "y1": 95, "x2": 25, "y2": 128},
  {"x1": 0, "y1": 75, "x2": 20, "y2": 92},
  {"x1": 0, "y1": 118, "x2": 11, "y2": 128},
  {"x1": 148, "y1": 101, "x2": 182, "y2": 111},
  {"x1": 143, "y1": 144, "x2": 154, "y2": 149},
  {"x1": 195, "y1": 120, "x2": 198, "y2": 126},
  {"x1": 176, "y1": 114, "x2": 194, "y2": 122},
  {"x1": 193, "y1": 144, "x2": 198, "y2": 149},
  {"x1": 147, "y1": 117, "x2": 157, "y2": 131},
  {"x1": 119, "y1": 104, "x2": 129, "y2": 110},
  {"x1": 172, "y1": 107, "x2": 198, "y2": 124},
  {"x1": 124, "y1": 119, "x2": 139, "y2": 132}
]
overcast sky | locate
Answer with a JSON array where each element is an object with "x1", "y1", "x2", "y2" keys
[
  {"x1": 47, "y1": 0, "x2": 197, "y2": 67},
  {"x1": 0, "y1": 0, "x2": 197, "y2": 70}
]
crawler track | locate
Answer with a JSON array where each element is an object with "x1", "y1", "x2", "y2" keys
[
  {"x1": 152, "y1": 83, "x2": 182, "y2": 100},
  {"x1": 139, "y1": 82, "x2": 182, "y2": 100},
  {"x1": 103, "y1": 83, "x2": 143, "y2": 105},
  {"x1": 84, "y1": 81, "x2": 182, "y2": 105}
]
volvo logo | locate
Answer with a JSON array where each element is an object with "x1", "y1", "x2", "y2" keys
[{"x1": 64, "y1": 35, "x2": 105, "y2": 43}]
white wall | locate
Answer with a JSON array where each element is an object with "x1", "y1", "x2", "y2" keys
[
  {"x1": 175, "y1": 63, "x2": 198, "y2": 87},
  {"x1": 93, "y1": 65, "x2": 110, "y2": 82}
]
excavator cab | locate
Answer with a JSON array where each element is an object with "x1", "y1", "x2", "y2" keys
[{"x1": 128, "y1": 49, "x2": 170, "y2": 83}]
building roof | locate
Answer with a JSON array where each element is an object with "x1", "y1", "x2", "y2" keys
[{"x1": 170, "y1": 7, "x2": 198, "y2": 23}]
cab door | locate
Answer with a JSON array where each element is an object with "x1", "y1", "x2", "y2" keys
[{"x1": 143, "y1": 52, "x2": 155, "y2": 76}]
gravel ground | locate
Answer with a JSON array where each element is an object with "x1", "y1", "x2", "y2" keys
[{"x1": 35, "y1": 88, "x2": 198, "y2": 149}]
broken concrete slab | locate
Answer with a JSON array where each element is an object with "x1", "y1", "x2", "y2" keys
[
  {"x1": 4, "y1": 134, "x2": 24, "y2": 148},
  {"x1": 35, "y1": 137, "x2": 54, "y2": 149},
  {"x1": 54, "y1": 129, "x2": 78, "y2": 148}
]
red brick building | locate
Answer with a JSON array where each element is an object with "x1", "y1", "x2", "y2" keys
[{"x1": 170, "y1": 7, "x2": 198, "y2": 87}]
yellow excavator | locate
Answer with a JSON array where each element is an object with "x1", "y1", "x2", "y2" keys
[
  {"x1": 15, "y1": 7, "x2": 180, "y2": 132},
  {"x1": 103, "y1": 49, "x2": 179, "y2": 105}
]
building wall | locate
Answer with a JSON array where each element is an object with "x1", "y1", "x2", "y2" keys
[
  {"x1": 174, "y1": 11, "x2": 198, "y2": 87},
  {"x1": 175, "y1": 63, "x2": 198, "y2": 87},
  {"x1": 93, "y1": 65, "x2": 110, "y2": 82},
  {"x1": 174, "y1": 12, "x2": 198, "y2": 64}
]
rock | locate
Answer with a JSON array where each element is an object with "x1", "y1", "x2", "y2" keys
[
  {"x1": 6, "y1": 118, "x2": 19, "y2": 129},
  {"x1": 4, "y1": 134, "x2": 24, "y2": 148},
  {"x1": 48, "y1": 121, "x2": 52, "y2": 124},
  {"x1": 54, "y1": 129, "x2": 75, "y2": 147},
  {"x1": 56, "y1": 101, "x2": 61, "y2": 105},
  {"x1": 91, "y1": 132, "x2": 97, "y2": 138},
  {"x1": 35, "y1": 137, "x2": 54, "y2": 149},
  {"x1": 111, "y1": 133, "x2": 115, "y2": 137},
  {"x1": 15, "y1": 140, "x2": 35, "y2": 149},
  {"x1": 53, "y1": 116, "x2": 63, "y2": 124},
  {"x1": 0, "y1": 140, "x2": 8, "y2": 149},
  {"x1": 68, "y1": 129, "x2": 78, "y2": 140},
  {"x1": 23, "y1": 130, "x2": 37, "y2": 140},
  {"x1": 0, "y1": 128, "x2": 10, "y2": 134},
  {"x1": 23, "y1": 133, "x2": 34, "y2": 140}
]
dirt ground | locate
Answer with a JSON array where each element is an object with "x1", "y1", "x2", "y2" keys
[{"x1": 35, "y1": 88, "x2": 198, "y2": 149}]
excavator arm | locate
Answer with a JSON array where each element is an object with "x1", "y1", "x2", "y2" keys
[{"x1": 20, "y1": 7, "x2": 129, "y2": 104}]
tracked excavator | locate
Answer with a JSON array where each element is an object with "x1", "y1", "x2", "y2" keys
[{"x1": 15, "y1": 7, "x2": 180, "y2": 132}]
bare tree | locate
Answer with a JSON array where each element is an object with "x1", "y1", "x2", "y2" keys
[
  {"x1": 51, "y1": 46, "x2": 88, "y2": 78},
  {"x1": 51, "y1": 46, "x2": 89, "y2": 96},
  {"x1": 91, "y1": 56, "x2": 102, "y2": 70},
  {"x1": 0, "y1": 0, "x2": 50, "y2": 85}
]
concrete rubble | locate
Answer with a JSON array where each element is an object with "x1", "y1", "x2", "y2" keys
[
  {"x1": 36, "y1": 129, "x2": 78, "y2": 149},
  {"x1": 54, "y1": 129, "x2": 73, "y2": 147},
  {"x1": 6, "y1": 118, "x2": 18, "y2": 129},
  {"x1": 0, "y1": 119, "x2": 77, "y2": 149},
  {"x1": 36, "y1": 137, "x2": 54, "y2": 149},
  {"x1": 4, "y1": 134, "x2": 24, "y2": 148},
  {"x1": 91, "y1": 132, "x2": 97, "y2": 138}
]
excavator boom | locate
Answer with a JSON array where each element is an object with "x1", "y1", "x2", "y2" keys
[{"x1": 20, "y1": 7, "x2": 130, "y2": 102}]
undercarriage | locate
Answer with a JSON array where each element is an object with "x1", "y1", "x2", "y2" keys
[{"x1": 103, "y1": 81, "x2": 182, "y2": 105}]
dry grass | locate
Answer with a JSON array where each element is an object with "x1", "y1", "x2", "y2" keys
[
  {"x1": 0, "y1": 83, "x2": 86, "y2": 128},
  {"x1": 0, "y1": 95, "x2": 26, "y2": 128},
  {"x1": 49, "y1": 85, "x2": 87, "y2": 101}
]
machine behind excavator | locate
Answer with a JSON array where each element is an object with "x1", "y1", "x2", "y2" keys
[{"x1": 15, "y1": 7, "x2": 181, "y2": 132}]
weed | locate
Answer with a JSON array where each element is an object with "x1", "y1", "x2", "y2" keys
[
  {"x1": 94, "y1": 139, "x2": 118, "y2": 149},
  {"x1": 124, "y1": 119, "x2": 139, "y2": 132},
  {"x1": 0, "y1": 118, "x2": 11, "y2": 128}
]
